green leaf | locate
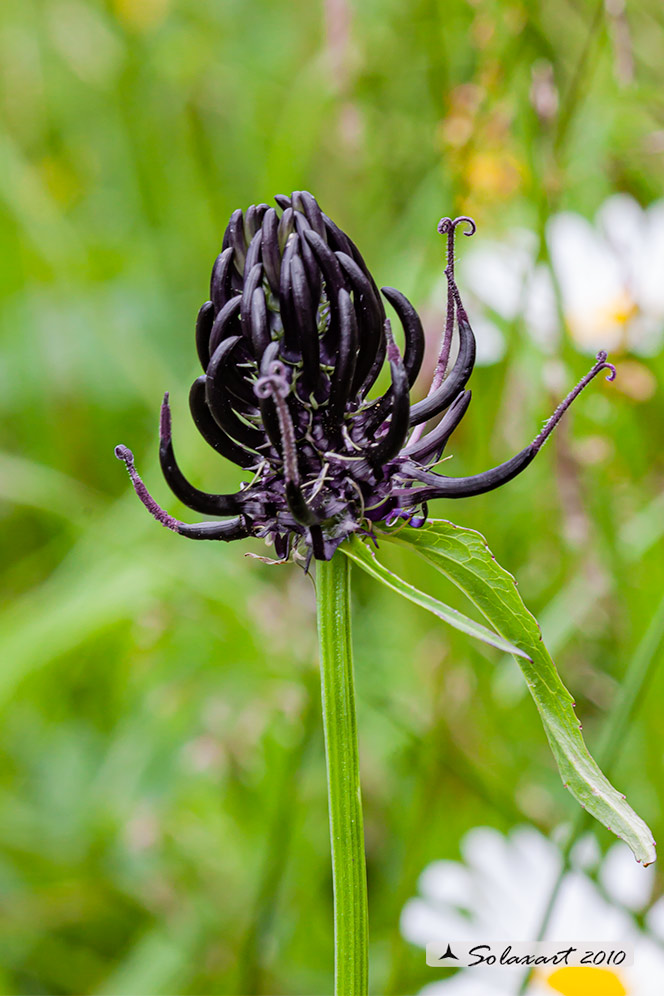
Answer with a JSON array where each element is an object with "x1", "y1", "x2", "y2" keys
[
  {"x1": 341, "y1": 534, "x2": 529, "y2": 659},
  {"x1": 380, "y1": 519, "x2": 656, "y2": 866}
]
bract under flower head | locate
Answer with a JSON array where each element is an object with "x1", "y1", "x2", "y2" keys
[{"x1": 116, "y1": 192, "x2": 615, "y2": 563}]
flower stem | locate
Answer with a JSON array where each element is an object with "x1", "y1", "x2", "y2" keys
[{"x1": 316, "y1": 552, "x2": 369, "y2": 996}]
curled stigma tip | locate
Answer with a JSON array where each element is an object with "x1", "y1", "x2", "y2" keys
[
  {"x1": 437, "y1": 215, "x2": 477, "y2": 237},
  {"x1": 595, "y1": 351, "x2": 617, "y2": 381},
  {"x1": 531, "y1": 351, "x2": 617, "y2": 452}
]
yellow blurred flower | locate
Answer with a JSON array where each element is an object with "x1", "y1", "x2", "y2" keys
[
  {"x1": 465, "y1": 149, "x2": 522, "y2": 201},
  {"x1": 113, "y1": 0, "x2": 171, "y2": 32}
]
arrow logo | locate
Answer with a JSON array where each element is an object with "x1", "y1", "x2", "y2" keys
[{"x1": 439, "y1": 943, "x2": 459, "y2": 961}]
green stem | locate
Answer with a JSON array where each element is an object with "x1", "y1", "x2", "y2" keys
[{"x1": 316, "y1": 553, "x2": 369, "y2": 996}]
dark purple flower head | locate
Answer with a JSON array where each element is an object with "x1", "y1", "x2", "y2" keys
[{"x1": 115, "y1": 192, "x2": 615, "y2": 563}]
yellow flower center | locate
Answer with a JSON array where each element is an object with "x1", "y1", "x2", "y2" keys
[
  {"x1": 567, "y1": 291, "x2": 638, "y2": 349},
  {"x1": 543, "y1": 965, "x2": 628, "y2": 996},
  {"x1": 607, "y1": 299, "x2": 638, "y2": 327}
]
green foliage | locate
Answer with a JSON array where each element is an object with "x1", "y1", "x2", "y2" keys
[
  {"x1": 1, "y1": 0, "x2": 664, "y2": 993},
  {"x1": 381, "y1": 520, "x2": 656, "y2": 864},
  {"x1": 343, "y1": 534, "x2": 528, "y2": 658}
]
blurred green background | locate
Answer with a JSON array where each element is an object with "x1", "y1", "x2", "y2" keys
[{"x1": 1, "y1": 0, "x2": 663, "y2": 993}]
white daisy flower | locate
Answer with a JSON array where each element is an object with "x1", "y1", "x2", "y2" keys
[
  {"x1": 458, "y1": 195, "x2": 664, "y2": 360},
  {"x1": 456, "y1": 228, "x2": 558, "y2": 361},
  {"x1": 401, "y1": 825, "x2": 664, "y2": 996}
]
